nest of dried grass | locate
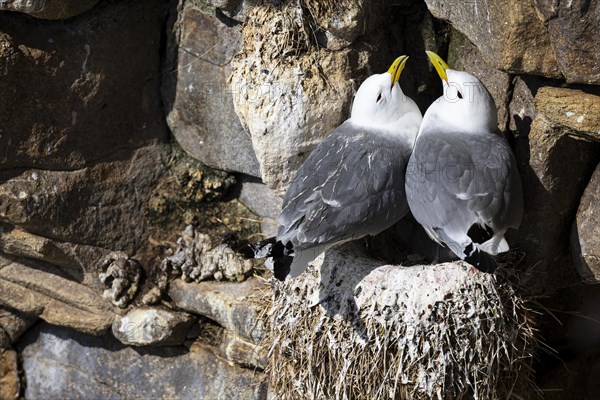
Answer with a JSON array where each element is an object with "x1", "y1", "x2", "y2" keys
[{"x1": 266, "y1": 244, "x2": 539, "y2": 400}]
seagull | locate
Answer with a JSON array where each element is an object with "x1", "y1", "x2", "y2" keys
[
  {"x1": 242, "y1": 56, "x2": 422, "y2": 280},
  {"x1": 405, "y1": 51, "x2": 523, "y2": 273}
]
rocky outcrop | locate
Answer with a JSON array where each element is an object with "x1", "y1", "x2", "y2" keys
[
  {"x1": 163, "y1": 3, "x2": 261, "y2": 176},
  {"x1": 425, "y1": 0, "x2": 561, "y2": 78},
  {"x1": 536, "y1": 0, "x2": 600, "y2": 84},
  {"x1": 0, "y1": 307, "x2": 36, "y2": 347},
  {"x1": 0, "y1": 225, "x2": 113, "y2": 276},
  {"x1": 19, "y1": 322, "x2": 268, "y2": 400},
  {"x1": 112, "y1": 307, "x2": 196, "y2": 347},
  {"x1": 571, "y1": 164, "x2": 600, "y2": 283},
  {"x1": 533, "y1": 87, "x2": 600, "y2": 139},
  {"x1": 231, "y1": 2, "x2": 355, "y2": 194},
  {"x1": 0, "y1": 0, "x2": 99, "y2": 19},
  {"x1": 0, "y1": 0, "x2": 166, "y2": 172},
  {"x1": 169, "y1": 277, "x2": 267, "y2": 344},
  {"x1": 0, "y1": 348, "x2": 19, "y2": 400},
  {"x1": 425, "y1": 0, "x2": 600, "y2": 84},
  {"x1": 516, "y1": 87, "x2": 600, "y2": 290},
  {"x1": 0, "y1": 146, "x2": 168, "y2": 257},
  {"x1": 1, "y1": 0, "x2": 599, "y2": 397},
  {"x1": 0, "y1": 254, "x2": 114, "y2": 335}
]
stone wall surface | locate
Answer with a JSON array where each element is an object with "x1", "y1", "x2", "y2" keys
[{"x1": 0, "y1": 0, "x2": 599, "y2": 399}]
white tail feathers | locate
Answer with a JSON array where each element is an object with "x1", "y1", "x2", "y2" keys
[{"x1": 478, "y1": 236, "x2": 509, "y2": 255}]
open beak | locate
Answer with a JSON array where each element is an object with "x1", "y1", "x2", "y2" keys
[
  {"x1": 425, "y1": 51, "x2": 449, "y2": 83},
  {"x1": 387, "y1": 55, "x2": 409, "y2": 88}
]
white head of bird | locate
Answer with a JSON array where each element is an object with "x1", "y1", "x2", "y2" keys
[
  {"x1": 424, "y1": 51, "x2": 498, "y2": 134},
  {"x1": 349, "y1": 55, "x2": 422, "y2": 139}
]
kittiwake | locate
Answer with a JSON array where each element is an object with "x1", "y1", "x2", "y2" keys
[
  {"x1": 405, "y1": 51, "x2": 523, "y2": 273},
  {"x1": 242, "y1": 55, "x2": 422, "y2": 280}
]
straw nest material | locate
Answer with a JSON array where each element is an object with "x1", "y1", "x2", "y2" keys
[{"x1": 266, "y1": 244, "x2": 538, "y2": 399}]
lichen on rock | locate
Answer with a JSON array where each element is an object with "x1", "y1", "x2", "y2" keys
[
  {"x1": 99, "y1": 253, "x2": 141, "y2": 309},
  {"x1": 161, "y1": 225, "x2": 255, "y2": 285},
  {"x1": 112, "y1": 307, "x2": 196, "y2": 347}
]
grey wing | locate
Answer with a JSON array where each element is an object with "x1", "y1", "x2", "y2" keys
[
  {"x1": 278, "y1": 125, "x2": 410, "y2": 249},
  {"x1": 406, "y1": 132, "x2": 521, "y2": 241}
]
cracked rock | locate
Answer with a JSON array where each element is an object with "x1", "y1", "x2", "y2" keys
[{"x1": 0, "y1": 307, "x2": 36, "y2": 348}]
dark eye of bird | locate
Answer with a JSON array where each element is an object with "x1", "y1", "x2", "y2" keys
[
  {"x1": 457, "y1": 91, "x2": 463, "y2": 99},
  {"x1": 376, "y1": 93, "x2": 382, "y2": 102}
]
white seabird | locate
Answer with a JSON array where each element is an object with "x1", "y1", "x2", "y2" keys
[
  {"x1": 246, "y1": 56, "x2": 422, "y2": 280},
  {"x1": 405, "y1": 51, "x2": 523, "y2": 273}
]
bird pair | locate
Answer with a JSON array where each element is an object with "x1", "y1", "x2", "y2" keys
[{"x1": 247, "y1": 51, "x2": 523, "y2": 280}]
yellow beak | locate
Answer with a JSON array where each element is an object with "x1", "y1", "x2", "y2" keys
[
  {"x1": 425, "y1": 51, "x2": 449, "y2": 83},
  {"x1": 387, "y1": 55, "x2": 409, "y2": 86}
]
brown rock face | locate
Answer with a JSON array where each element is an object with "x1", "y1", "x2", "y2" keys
[
  {"x1": 0, "y1": 146, "x2": 167, "y2": 255},
  {"x1": 536, "y1": 0, "x2": 600, "y2": 84},
  {"x1": 0, "y1": 0, "x2": 166, "y2": 171},
  {"x1": 425, "y1": 0, "x2": 600, "y2": 84},
  {"x1": 0, "y1": 349, "x2": 19, "y2": 400},
  {"x1": 0, "y1": 0, "x2": 99, "y2": 19},
  {"x1": 516, "y1": 87, "x2": 600, "y2": 290},
  {"x1": 534, "y1": 87, "x2": 600, "y2": 138},
  {"x1": 0, "y1": 307, "x2": 36, "y2": 347},
  {"x1": 0, "y1": 0, "x2": 169, "y2": 255},
  {"x1": 571, "y1": 164, "x2": 600, "y2": 283},
  {"x1": 425, "y1": 0, "x2": 562, "y2": 78},
  {"x1": 163, "y1": 4, "x2": 261, "y2": 176},
  {"x1": 0, "y1": 0, "x2": 170, "y2": 337}
]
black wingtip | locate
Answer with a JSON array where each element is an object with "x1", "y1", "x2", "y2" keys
[
  {"x1": 273, "y1": 256, "x2": 293, "y2": 281},
  {"x1": 235, "y1": 238, "x2": 294, "y2": 280},
  {"x1": 464, "y1": 247, "x2": 497, "y2": 273}
]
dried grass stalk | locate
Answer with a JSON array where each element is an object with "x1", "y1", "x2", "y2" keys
[{"x1": 266, "y1": 245, "x2": 539, "y2": 400}]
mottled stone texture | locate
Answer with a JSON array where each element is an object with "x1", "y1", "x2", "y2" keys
[
  {"x1": 0, "y1": 348, "x2": 19, "y2": 400},
  {"x1": 163, "y1": 3, "x2": 261, "y2": 176},
  {"x1": 425, "y1": 0, "x2": 600, "y2": 84},
  {"x1": 425, "y1": 0, "x2": 561, "y2": 78},
  {"x1": 19, "y1": 323, "x2": 268, "y2": 400},
  {"x1": 0, "y1": 254, "x2": 114, "y2": 335},
  {"x1": 571, "y1": 163, "x2": 600, "y2": 283},
  {"x1": 169, "y1": 277, "x2": 267, "y2": 344},
  {"x1": 112, "y1": 307, "x2": 196, "y2": 346},
  {"x1": 232, "y1": 0, "x2": 446, "y2": 194},
  {"x1": 536, "y1": 0, "x2": 600, "y2": 84},
  {"x1": 0, "y1": 0, "x2": 166, "y2": 171},
  {"x1": 515, "y1": 87, "x2": 600, "y2": 290},
  {"x1": 0, "y1": 0, "x2": 170, "y2": 350}
]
